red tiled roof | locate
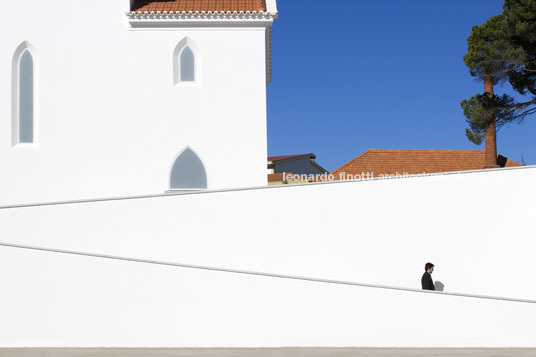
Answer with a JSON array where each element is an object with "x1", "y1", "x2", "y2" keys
[
  {"x1": 331, "y1": 149, "x2": 522, "y2": 178},
  {"x1": 131, "y1": 0, "x2": 267, "y2": 12}
]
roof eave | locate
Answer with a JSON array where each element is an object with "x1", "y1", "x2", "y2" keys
[
  {"x1": 270, "y1": 154, "x2": 317, "y2": 164},
  {"x1": 311, "y1": 161, "x2": 329, "y2": 174}
]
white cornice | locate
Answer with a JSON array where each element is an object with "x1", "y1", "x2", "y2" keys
[{"x1": 127, "y1": 11, "x2": 277, "y2": 24}]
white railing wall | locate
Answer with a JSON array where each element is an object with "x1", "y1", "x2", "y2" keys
[{"x1": 0, "y1": 166, "x2": 535, "y2": 347}]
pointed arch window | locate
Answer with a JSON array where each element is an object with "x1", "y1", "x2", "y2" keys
[
  {"x1": 12, "y1": 43, "x2": 35, "y2": 145},
  {"x1": 180, "y1": 46, "x2": 195, "y2": 82},
  {"x1": 170, "y1": 147, "x2": 207, "y2": 190},
  {"x1": 173, "y1": 38, "x2": 200, "y2": 85}
]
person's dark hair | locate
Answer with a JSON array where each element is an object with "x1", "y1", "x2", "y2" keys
[{"x1": 425, "y1": 262, "x2": 435, "y2": 271}]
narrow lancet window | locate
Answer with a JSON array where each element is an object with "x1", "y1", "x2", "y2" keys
[
  {"x1": 18, "y1": 49, "x2": 34, "y2": 143},
  {"x1": 180, "y1": 46, "x2": 195, "y2": 82},
  {"x1": 173, "y1": 38, "x2": 199, "y2": 85}
]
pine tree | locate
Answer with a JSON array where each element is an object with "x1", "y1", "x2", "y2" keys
[
  {"x1": 503, "y1": 0, "x2": 536, "y2": 120},
  {"x1": 461, "y1": 1, "x2": 536, "y2": 168},
  {"x1": 461, "y1": 15, "x2": 522, "y2": 167}
]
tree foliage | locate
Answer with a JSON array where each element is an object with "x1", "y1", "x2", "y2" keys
[
  {"x1": 504, "y1": 0, "x2": 536, "y2": 96},
  {"x1": 461, "y1": 94, "x2": 516, "y2": 144},
  {"x1": 461, "y1": 0, "x2": 536, "y2": 144},
  {"x1": 463, "y1": 14, "x2": 523, "y2": 83}
]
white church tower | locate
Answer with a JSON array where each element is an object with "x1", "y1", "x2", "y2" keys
[{"x1": 0, "y1": 0, "x2": 278, "y2": 206}]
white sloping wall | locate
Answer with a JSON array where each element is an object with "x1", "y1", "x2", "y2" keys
[{"x1": 0, "y1": 166, "x2": 535, "y2": 347}]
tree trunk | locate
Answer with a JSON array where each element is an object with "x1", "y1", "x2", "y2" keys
[{"x1": 484, "y1": 78, "x2": 499, "y2": 168}]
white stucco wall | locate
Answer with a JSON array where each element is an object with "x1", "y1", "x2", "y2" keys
[
  {"x1": 0, "y1": 166, "x2": 535, "y2": 347},
  {"x1": 0, "y1": 0, "x2": 270, "y2": 206}
]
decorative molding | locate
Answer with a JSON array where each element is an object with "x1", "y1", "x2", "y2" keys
[{"x1": 127, "y1": 11, "x2": 277, "y2": 23}]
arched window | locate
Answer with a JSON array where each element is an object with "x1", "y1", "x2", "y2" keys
[
  {"x1": 180, "y1": 46, "x2": 195, "y2": 82},
  {"x1": 19, "y1": 50, "x2": 34, "y2": 143},
  {"x1": 12, "y1": 43, "x2": 35, "y2": 145},
  {"x1": 173, "y1": 38, "x2": 199, "y2": 85},
  {"x1": 170, "y1": 147, "x2": 207, "y2": 190}
]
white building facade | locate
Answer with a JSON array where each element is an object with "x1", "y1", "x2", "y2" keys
[
  {"x1": 0, "y1": 0, "x2": 277, "y2": 206},
  {"x1": 3, "y1": 0, "x2": 535, "y2": 351}
]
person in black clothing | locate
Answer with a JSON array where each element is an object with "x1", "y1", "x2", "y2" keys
[{"x1": 421, "y1": 262, "x2": 435, "y2": 290}]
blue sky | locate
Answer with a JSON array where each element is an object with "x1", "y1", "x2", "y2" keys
[{"x1": 267, "y1": 0, "x2": 536, "y2": 171}]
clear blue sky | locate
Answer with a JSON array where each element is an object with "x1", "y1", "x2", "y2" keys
[{"x1": 267, "y1": 0, "x2": 536, "y2": 171}]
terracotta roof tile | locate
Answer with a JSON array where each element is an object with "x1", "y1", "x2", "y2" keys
[
  {"x1": 331, "y1": 149, "x2": 522, "y2": 178},
  {"x1": 131, "y1": 0, "x2": 267, "y2": 13}
]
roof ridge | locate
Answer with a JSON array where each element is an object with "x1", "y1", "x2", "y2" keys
[{"x1": 365, "y1": 149, "x2": 486, "y2": 152}]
